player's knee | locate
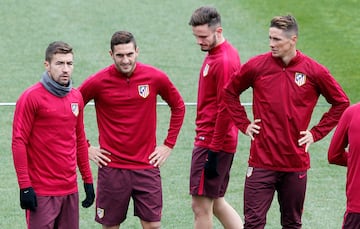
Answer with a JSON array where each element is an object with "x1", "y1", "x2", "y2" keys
[
  {"x1": 141, "y1": 220, "x2": 161, "y2": 229},
  {"x1": 192, "y1": 199, "x2": 212, "y2": 217}
]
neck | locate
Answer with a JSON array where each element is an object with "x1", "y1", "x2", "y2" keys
[{"x1": 282, "y1": 49, "x2": 297, "y2": 65}]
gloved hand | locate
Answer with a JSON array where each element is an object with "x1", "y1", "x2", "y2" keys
[
  {"x1": 20, "y1": 187, "x2": 37, "y2": 211},
  {"x1": 204, "y1": 150, "x2": 219, "y2": 179},
  {"x1": 82, "y1": 183, "x2": 95, "y2": 208}
]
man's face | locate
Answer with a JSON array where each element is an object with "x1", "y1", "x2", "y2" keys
[
  {"x1": 192, "y1": 24, "x2": 219, "y2": 52},
  {"x1": 269, "y1": 27, "x2": 297, "y2": 58},
  {"x1": 44, "y1": 53, "x2": 73, "y2": 86},
  {"x1": 110, "y1": 43, "x2": 138, "y2": 76}
]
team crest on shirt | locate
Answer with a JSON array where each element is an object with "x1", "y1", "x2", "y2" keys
[
  {"x1": 294, "y1": 72, "x2": 306, "y2": 87},
  {"x1": 138, "y1": 85, "x2": 150, "y2": 98},
  {"x1": 246, "y1": 166, "x2": 253, "y2": 177},
  {"x1": 203, "y1": 64, "x2": 210, "y2": 77},
  {"x1": 71, "y1": 103, "x2": 79, "y2": 117},
  {"x1": 97, "y1": 208, "x2": 104, "y2": 219}
]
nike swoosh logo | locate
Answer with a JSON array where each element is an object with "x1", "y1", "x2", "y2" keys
[{"x1": 299, "y1": 174, "x2": 306, "y2": 179}]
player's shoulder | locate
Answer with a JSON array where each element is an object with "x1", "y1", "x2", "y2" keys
[
  {"x1": 92, "y1": 64, "x2": 114, "y2": 78},
  {"x1": 346, "y1": 103, "x2": 360, "y2": 113},
  {"x1": 19, "y1": 82, "x2": 44, "y2": 99},
  {"x1": 136, "y1": 62, "x2": 168, "y2": 77},
  {"x1": 70, "y1": 87, "x2": 83, "y2": 97}
]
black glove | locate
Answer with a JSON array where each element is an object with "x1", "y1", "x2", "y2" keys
[
  {"x1": 82, "y1": 183, "x2": 95, "y2": 208},
  {"x1": 20, "y1": 187, "x2": 37, "y2": 211},
  {"x1": 204, "y1": 150, "x2": 219, "y2": 179}
]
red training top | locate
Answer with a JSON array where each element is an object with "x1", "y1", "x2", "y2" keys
[
  {"x1": 224, "y1": 50, "x2": 349, "y2": 171},
  {"x1": 12, "y1": 83, "x2": 92, "y2": 195},
  {"x1": 79, "y1": 63, "x2": 185, "y2": 169},
  {"x1": 328, "y1": 103, "x2": 360, "y2": 213},
  {"x1": 195, "y1": 40, "x2": 241, "y2": 153}
]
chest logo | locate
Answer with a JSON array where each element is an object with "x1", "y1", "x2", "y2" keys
[
  {"x1": 203, "y1": 64, "x2": 210, "y2": 77},
  {"x1": 138, "y1": 85, "x2": 150, "y2": 98},
  {"x1": 294, "y1": 72, "x2": 306, "y2": 87},
  {"x1": 71, "y1": 103, "x2": 79, "y2": 117}
]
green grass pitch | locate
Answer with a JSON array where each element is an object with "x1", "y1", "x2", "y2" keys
[{"x1": 0, "y1": 0, "x2": 359, "y2": 228}]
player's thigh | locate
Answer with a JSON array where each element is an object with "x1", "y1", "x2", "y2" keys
[
  {"x1": 244, "y1": 167, "x2": 277, "y2": 221},
  {"x1": 28, "y1": 196, "x2": 62, "y2": 229},
  {"x1": 95, "y1": 167, "x2": 132, "y2": 226},
  {"x1": 57, "y1": 193, "x2": 79, "y2": 229},
  {"x1": 190, "y1": 147, "x2": 234, "y2": 198},
  {"x1": 132, "y1": 168, "x2": 162, "y2": 222},
  {"x1": 277, "y1": 171, "x2": 307, "y2": 211}
]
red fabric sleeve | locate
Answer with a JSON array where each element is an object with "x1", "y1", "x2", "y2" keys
[
  {"x1": 328, "y1": 106, "x2": 351, "y2": 166},
  {"x1": 309, "y1": 66, "x2": 350, "y2": 142},
  {"x1": 75, "y1": 98, "x2": 93, "y2": 184},
  {"x1": 12, "y1": 92, "x2": 35, "y2": 188},
  {"x1": 158, "y1": 75, "x2": 185, "y2": 149}
]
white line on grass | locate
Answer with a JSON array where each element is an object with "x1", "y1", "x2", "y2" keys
[{"x1": 0, "y1": 102, "x2": 254, "y2": 106}]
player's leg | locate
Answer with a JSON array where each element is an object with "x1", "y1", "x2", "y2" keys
[
  {"x1": 95, "y1": 167, "x2": 132, "y2": 228},
  {"x1": 212, "y1": 151, "x2": 243, "y2": 229},
  {"x1": 213, "y1": 197, "x2": 243, "y2": 229},
  {"x1": 27, "y1": 196, "x2": 61, "y2": 229},
  {"x1": 243, "y1": 167, "x2": 277, "y2": 229},
  {"x1": 57, "y1": 193, "x2": 79, "y2": 229},
  {"x1": 140, "y1": 220, "x2": 161, "y2": 229},
  {"x1": 132, "y1": 168, "x2": 162, "y2": 229},
  {"x1": 277, "y1": 171, "x2": 307, "y2": 229},
  {"x1": 102, "y1": 225, "x2": 120, "y2": 229},
  {"x1": 192, "y1": 195, "x2": 214, "y2": 229},
  {"x1": 190, "y1": 146, "x2": 215, "y2": 228}
]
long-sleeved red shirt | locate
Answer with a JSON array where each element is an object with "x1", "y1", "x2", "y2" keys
[
  {"x1": 328, "y1": 103, "x2": 360, "y2": 213},
  {"x1": 12, "y1": 83, "x2": 92, "y2": 195},
  {"x1": 195, "y1": 40, "x2": 241, "y2": 153},
  {"x1": 79, "y1": 63, "x2": 185, "y2": 169},
  {"x1": 224, "y1": 50, "x2": 349, "y2": 171}
]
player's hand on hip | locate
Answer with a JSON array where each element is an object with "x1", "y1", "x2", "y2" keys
[
  {"x1": 88, "y1": 145, "x2": 111, "y2": 168},
  {"x1": 298, "y1": 130, "x2": 314, "y2": 152},
  {"x1": 20, "y1": 187, "x2": 37, "y2": 211},
  {"x1": 246, "y1": 119, "x2": 261, "y2": 140},
  {"x1": 149, "y1": 144, "x2": 172, "y2": 168}
]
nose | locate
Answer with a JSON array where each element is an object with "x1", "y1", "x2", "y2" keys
[
  {"x1": 196, "y1": 37, "x2": 203, "y2": 45},
  {"x1": 269, "y1": 38, "x2": 277, "y2": 48},
  {"x1": 122, "y1": 56, "x2": 130, "y2": 64},
  {"x1": 269, "y1": 40, "x2": 275, "y2": 49},
  {"x1": 63, "y1": 63, "x2": 71, "y2": 72}
]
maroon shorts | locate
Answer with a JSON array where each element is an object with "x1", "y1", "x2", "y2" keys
[
  {"x1": 95, "y1": 166, "x2": 162, "y2": 226},
  {"x1": 189, "y1": 146, "x2": 234, "y2": 198},
  {"x1": 343, "y1": 212, "x2": 360, "y2": 229},
  {"x1": 26, "y1": 193, "x2": 79, "y2": 229},
  {"x1": 244, "y1": 167, "x2": 307, "y2": 229}
]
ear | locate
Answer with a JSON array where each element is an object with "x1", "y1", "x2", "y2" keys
[
  {"x1": 44, "y1": 61, "x2": 50, "y2": 71},
  {"x1": 215, "y1": 26, "x2": 223, "y2": 39},
  {"x1": 109, "y1": 50, "x2": 113, "y2": 57},
  {"x1": 216, "y1": 26, "x2": 223, "y2": 34}
]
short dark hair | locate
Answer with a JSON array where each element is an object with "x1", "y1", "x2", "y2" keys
[
  {"x1": 110, "y1": 31, "x2": 137, "y2": 52},
  {"x1": 45, "y1": 41, "x2": 73, "y2": 62},
  {"x1": 270, "y1": 15, "x2": 298, "y2": 36},
  {"x1": 188, "y1": 6, "x2": 221, "y2": 28}
]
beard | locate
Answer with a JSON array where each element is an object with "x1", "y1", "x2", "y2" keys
[{"x1": 200, "y1": 34, "x2": 217, "y2": 52}]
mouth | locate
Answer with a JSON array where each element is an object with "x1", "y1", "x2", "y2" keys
[
  {"x1": 121, "y1": 65, "x2": 131, "y2": 70},
  {"x1": 271, "y1": 49, "x2": 279, "y2": 55}
]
